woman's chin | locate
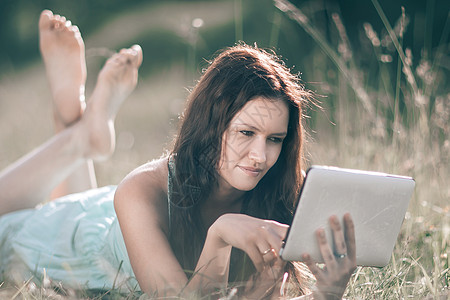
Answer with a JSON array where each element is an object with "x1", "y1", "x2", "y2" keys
[{"x1": 233, "y1": 180, "x2": 260, "y2": 192}]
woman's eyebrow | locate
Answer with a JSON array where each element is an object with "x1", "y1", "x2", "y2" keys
[
  {"x1": 233, "y1": 122, "x2": 287, "y2": 136},
  {"x1": 271, "y1": 132, "x2": 288, "y2": 137},
  {"x1": 233, "y1": 122, "x2": 260, "y2": 131}
]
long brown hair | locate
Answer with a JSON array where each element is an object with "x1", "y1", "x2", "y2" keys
[{"x1": 169, "y1": 43, "x2": 311, "y2": 289}]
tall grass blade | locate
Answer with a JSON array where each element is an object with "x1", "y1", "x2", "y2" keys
[
  {"x1": 11, "y1": 277, "x2": 33, "y2": 300},
  {"x1": 269, "y1": 10, "x2": 282, "y2": 48},
  {"x1": 370, "y1": 0, "x2": 420, "y2": 102},
  {"x1": 274, "y1": 0, "x2": 375, "y2": 119},
  {"x1": 411, "y1": 256, "x2": 436, "y2": 296},
  {"x1": 234, "y1": 0, "x2": 243, "y2": 41},
  {"x1": 425, "y1": 11, "x2": 450, "y2": 97}
]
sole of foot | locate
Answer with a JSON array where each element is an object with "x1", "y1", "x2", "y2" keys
[
  {"x1": 39, "y1": 9, "x2": 87, "y2": 130},
  {"x1": 83, "y1": 45, "x2": 143, "y2": 161}
]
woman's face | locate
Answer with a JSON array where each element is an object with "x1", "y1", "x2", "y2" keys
[{"x1": 218, "y1": 97, "x2": 289, "y2": 193}]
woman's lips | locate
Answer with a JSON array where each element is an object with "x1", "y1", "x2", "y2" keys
[{"x1": 239, "y1": 166, "x2": 263, "y2": 177}]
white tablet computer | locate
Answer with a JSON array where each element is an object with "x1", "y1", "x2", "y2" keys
[{"x1": 279, "y1": 165, "x2": 415, "y2": 267}]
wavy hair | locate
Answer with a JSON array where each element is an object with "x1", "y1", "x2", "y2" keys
[{"x1": 169, "y1": 44, "x2": 311, "y2": 292}]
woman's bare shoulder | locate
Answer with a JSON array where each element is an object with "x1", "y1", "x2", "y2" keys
[
  {"x1": 114, "y1": 156, "x2": 169, "y2": 221},
  {"x1": 118, "y1": 156, "x2": 168, "y2": 193}
]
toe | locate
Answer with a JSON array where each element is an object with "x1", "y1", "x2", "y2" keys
[
  {"x1": 39, "y1": 10, "x2": 53, "y2": 30},
  {"x1": 53, "y1": 15, "x2": 66, "y2": 29},
  {"x1": 118, "y1": 48, "x2": 135, "y2": 65},
  {"x1": 131, "y1": 45, "x2": 143, "y2": 67},
  {"x1": 122, "y1": 46, "x2": 142, "y2": 67},
  {"x1": 70, "y1": 25, "x2": 80, "y2": 33}
]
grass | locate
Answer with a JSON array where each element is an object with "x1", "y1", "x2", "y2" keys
[
  {"x1": 0, "y1": 0, "x2": 449, "y2": 298},
  {"x1": 286, "y1": 0, "x2": 449, "y2": 298}
]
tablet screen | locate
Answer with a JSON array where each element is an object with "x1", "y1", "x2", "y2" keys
[{"x1": 279, "y1": 166, "x2": 415, "y2": 267}]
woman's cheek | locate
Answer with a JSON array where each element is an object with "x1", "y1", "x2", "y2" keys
[{"x1": 267, "y1": 145, "x2": 283, "y2": 168}]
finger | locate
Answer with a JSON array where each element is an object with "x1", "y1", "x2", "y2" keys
[
  {"x1": 316, "y1": 228, "x2": 338, "y2": 271},
  {"x1": 266, "y1": 258, "x2": 286, "y2": 280},
  {"x1": 329, "y1": 215, "x2": 347, "y2": 259},
  {"x1": 267, "y1": 220, "x2": 289, "y2": 239},
  {"x1": 272, "y1": 256, "x2": 287, "y2": 270},
  {"x1": 262, "y1": 221, "x2": 289, "y2": 254},
  {"x1": 259, "y1": 245, "x2": 277, "y2": 264},
  {"x1": 247, "y1": 244, "x2": 265, "y2": 272},
  {"x1": 302, "y1": 253, "x2": 323, "y2": 282},
  {"x1": 343, "y1": 213, "x2": 356, "y2": 263},
  {"x1": 264, "y1": 231, "x2": 284, "y2": 256},
  {"x1": 261, "y1": 257, "x2": 286, "y2": 279}
]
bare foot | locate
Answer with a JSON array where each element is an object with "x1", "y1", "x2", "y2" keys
[
  {"x1": 82, "y1": 45, "x2": 143, "y2": 160},
  {"x1": 39, "y1": 10, "x2": 86, "y2": 131}
]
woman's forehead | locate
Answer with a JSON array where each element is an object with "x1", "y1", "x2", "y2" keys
[{"x1": 231, "y1": 97, "x2": 289, "y2": 131}]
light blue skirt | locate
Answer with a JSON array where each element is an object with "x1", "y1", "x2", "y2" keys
[{"x1": 0, "y1": 186, "x2": 139, "y2": 292}]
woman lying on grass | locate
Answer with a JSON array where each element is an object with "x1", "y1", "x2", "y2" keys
[{"x1": 0, "y1": 9, "x2": 356, "y2": 299}]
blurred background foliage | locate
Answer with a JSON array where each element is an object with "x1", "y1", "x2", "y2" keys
[
  {"x1": 1, "y1": 0, "x2": 448, "y2": 83},
  {"x1": 0, "y1": 1, "x2": 449, "y2": 298},
  {"x1": 0, "y1": 0, "x2": 448, "y2": 180}
]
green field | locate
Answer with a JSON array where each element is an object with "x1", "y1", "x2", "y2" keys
[{"x1": 0, "y1": 0, "x2": 448, "y2": 298}]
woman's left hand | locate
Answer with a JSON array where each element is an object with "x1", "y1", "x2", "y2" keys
[{"x1": 302, "y1": 213, "x2": 357, "y2": 300}]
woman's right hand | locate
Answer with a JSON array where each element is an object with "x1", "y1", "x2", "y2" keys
[
  {"x1": 209, "y1": 213, "x2": 289, "y2": 272},
  {"x1": 205, "y1": 213, "x2": 289, "y2": 299}
]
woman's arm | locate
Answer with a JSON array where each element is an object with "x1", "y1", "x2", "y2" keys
[
  {"x1": 114, "y1": 159, "x2": 189, "y2": 296},
  {"x1": 189, "y1": 213, "x2": 356, "y2": 299},
  {"x1": 187, "y1": 213, "x2": 289, "y2": 298},
  {"x1": 187, "y1": 226, "x2": 233, "y2": 293}
]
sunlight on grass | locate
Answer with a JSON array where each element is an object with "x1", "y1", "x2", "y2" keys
[
  {"x1": 278, "y1": 0, "x2": 449, "y2": 298},
  {"x1": 0, "y1": 0, "x2": 448, "y2": 299}
]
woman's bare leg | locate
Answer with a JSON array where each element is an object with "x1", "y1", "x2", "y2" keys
[
  {"x1": 0, "y1": 45, "x2": 143, "y2": 215},
  {"x1": 39, "y1": 10, "x2": 97, "y2": 198}
]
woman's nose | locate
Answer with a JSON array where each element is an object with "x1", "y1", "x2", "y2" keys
[{"x1": 248, "y1": 138, "x2": 266, "y2": 163}]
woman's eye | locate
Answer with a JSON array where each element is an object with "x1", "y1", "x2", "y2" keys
[
  {"x1": 269, "y1": 137, "x2": 284, "y2": 143},
  {"x1": 240, "y1": 130, "x2": 254, "y2": 137}
]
